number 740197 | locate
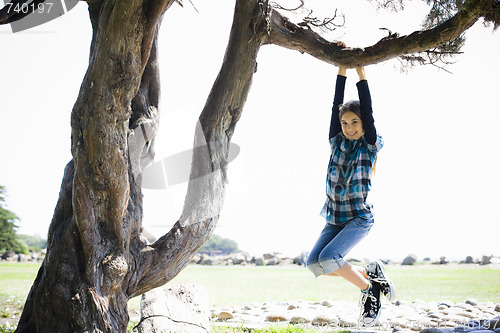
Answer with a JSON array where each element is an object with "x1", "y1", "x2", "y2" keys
[{"x1": 6, "y1": 2, "x2": 54, "y2": 14}]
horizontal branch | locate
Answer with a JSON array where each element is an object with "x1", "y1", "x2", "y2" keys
[{"x1": 267, "y1": 0, "x2": 485, "y2": 67}]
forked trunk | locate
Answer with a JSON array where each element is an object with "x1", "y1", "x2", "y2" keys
[{"x1": 15, "y1": 0, "x2": 268, "y2": 331}]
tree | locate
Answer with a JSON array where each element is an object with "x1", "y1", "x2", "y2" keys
[
  {"x1": 198, "y1": 234, "x2": 240, "y2": 255},
  {"x1": 1, "y1": 0, "x2": 498, "y2": 331},
  {"x1": 0, "y1": 185, "x2": 27, "y2": 254},
  {"x1": 18, "y1": 234, "x2": 47, "y2": 253}
]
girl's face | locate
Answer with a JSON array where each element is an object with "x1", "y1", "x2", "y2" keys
[{"x1": 341, "y1": 111, "x2": 364, "y2": 140}]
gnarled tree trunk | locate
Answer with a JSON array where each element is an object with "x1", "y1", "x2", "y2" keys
[
  {"x1": 4, "y1": 0, "x2": 497, "y2": 331},
  {"x1": 14, "y1": 0, "x2": 268, "y2": 332}
]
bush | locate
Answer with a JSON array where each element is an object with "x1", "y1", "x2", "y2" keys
[
  {"x1": 198, "y1": 234, "x2": 239, "y2": 255},
  {"x1": 18, "y1": 234, "x2": 47, "y2": 252}
]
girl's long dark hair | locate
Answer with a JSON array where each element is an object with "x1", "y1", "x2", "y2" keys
[
  {"x1": 339, "y1": 100, "x2": 361, "y2": 120},
  {"x1": 339, "y1": 100, "x2": 377, "y2": 178}
]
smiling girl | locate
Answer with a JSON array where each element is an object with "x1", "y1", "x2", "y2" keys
[{"x1": 306, "y1": 65, "x2": 395, "y2": 326}]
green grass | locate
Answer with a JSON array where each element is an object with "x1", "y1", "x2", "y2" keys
[
  {"x1": 0, "y1": 262, "x2": 38, "y2": 332},
  {"x1": 167, "y1": 264, "x2": 500, "y2": 308},
  {"x1": 1, "y1": 262, "x2": 499, "y2": 332},
  {"x1": 0, "y1": 263, "x2": 39, "y2": 300},
  {"x1": 387, "y1": 264, "x2": 500, "y2": 303}
]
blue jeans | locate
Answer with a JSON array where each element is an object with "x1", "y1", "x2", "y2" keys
[{"x1": 306, "y1": 217, "x2": 374, "y2": 277}]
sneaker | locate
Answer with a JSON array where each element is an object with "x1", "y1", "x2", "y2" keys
[
  {"x1": 359, "y1": 282, "x2": 382, "y2": 326},
  {"x1": 365, "y1": 260, "x2": 396, "y2": 301}
]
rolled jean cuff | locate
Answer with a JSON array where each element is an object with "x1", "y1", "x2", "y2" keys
[
  {"x1": 307, "y1": 258, "x2": 346, "y2": 277},
  {"x1": 306, "y1": 262, "x2": 324, "y2": 277},
  {"x1": 320, "y1": 257, "x2": 346, "y2": 274}
]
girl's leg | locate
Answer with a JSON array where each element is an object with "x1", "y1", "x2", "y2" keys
[
  {"x1": 327, "y1": 262, "x2": 369, "y2": 290},
  {"x1": 327, "y1": 265, "x2": 367, "y2": 279},
  {"x1": 306, "y1": 223, "x2": 343, "y2": 277},
  {"x1": 317, "y1": 217, "x2": 374, "y2": 290}
]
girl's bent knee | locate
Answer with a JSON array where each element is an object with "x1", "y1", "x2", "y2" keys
[
  {"x1": 318, "y1": 257, "x2": 346, "y2": 274},
  {"x1": 306, "y1": 262, "x2": 325, "y2": 278}
]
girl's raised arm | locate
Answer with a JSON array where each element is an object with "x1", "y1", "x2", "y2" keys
[
  {"x1": 356, "y1": 66, "x2": 377, "y2": 145},
  {"x1": 329, "y1": 67, "x2": 347, "y2": 140}
]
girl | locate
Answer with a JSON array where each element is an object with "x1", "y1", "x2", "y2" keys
[{"x1": 306, "y1": 65, "x2": 395, "y2": 326}]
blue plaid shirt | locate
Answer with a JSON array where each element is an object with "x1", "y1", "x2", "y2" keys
[{"x1": 320, "y1": 132, "x2": 384, "y2": 224}]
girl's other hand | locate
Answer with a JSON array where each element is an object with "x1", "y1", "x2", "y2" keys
[
  {"x1": 356, "y1": 66, "x2": 367, "y2": 81},
  {"x1": 338, "y1": 66, "x2": 347, "y2": 77}
]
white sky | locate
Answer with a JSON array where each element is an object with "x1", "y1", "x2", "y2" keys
[{"x1": 1, "y1": 0, "x2": 499, "y2": 262}]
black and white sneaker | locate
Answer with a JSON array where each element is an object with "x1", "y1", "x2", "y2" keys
[
  {"x1": 365, "y1": 260, "x2": 396, "y2": 301},
  {"x1": 359, "y1": 282, "x2": 382, "y2": 326}
]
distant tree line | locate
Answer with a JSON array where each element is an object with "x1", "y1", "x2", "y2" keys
[
  {"x1": 0, "y1": 185, "x2": 47, "y2": 254},
  {"x1": 198, "y1": 234, "x2": 239, "y2": 255}
]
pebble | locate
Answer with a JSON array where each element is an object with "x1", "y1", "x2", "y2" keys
[
  {"x1": 217, "y1": 311, "x2": 234, "y2": 320},
  {"x1": 212, "y1": 299, "x2": 500, "y2": 332}
]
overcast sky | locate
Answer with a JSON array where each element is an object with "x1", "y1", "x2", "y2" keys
[{"x1": 1, "y1": 0, "x2": 499, "y2": 262}]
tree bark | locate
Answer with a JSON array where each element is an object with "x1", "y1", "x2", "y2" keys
[
  {"x1": 15, "y1": 0, "x2": 269, "y2": 332},
  {"x1": 15, "y1": 0, "x2": 174, "y2": 331},
  {"x1": 266, "y1": 0, "x2": 491, "y2": 67}
]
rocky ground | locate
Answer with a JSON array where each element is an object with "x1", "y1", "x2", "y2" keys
[{"x1": 211, "y1": 299, "x2": 500, "y2": 332}]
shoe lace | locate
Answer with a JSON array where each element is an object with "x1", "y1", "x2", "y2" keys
[
  {"x1": 360, "y1": 292, "x2": 378, "y2": 315},
  {"x1": 370, "y1": 278, "x2": 389, "y2": 294}
]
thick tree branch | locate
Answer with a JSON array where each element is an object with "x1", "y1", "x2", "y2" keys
[
  {"x1": 267, "y1": 0, "x2": 488, "y2": 67},
  {"x1": 128, "y1": 0, "x2": 269, "y2": 297}
]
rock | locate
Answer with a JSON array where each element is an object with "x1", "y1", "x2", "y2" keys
[
  {"x1": 465, "y1": 256, "x2": 475, "y2": 264},
  {"x1": 255, "y1": 257, "x2": 265, "y2": 266},
  {"x1": 321, "y1": 300, "x2": 333, "y2": 307},
  {"x1": 439, "y1": 300, "x2": 454, "y2": 308},
  {"x1": 481, "y1": 255, "x2": 492, "y2": 265},
  {"x1": 312, "y1": 313, "x2": 338, "y2": 326},
  {"x1": 17, "y1": 253, "x2": 31, "y2": 262},
  {"x1": 289, "y1": 309, "x2": 315, "y2": 324},
  {"x1": 293, "y1": 255, "x2": 305, "y2": 265},
  {"x1": 191, "y1": 253, "x2": 202, "y2": 264},
  {"x1": 466, "y1": 299, "x2": 480, "y2": 306},
  {"x1": 442, "y1": 314, "x2": 470, "y2": 323},
  {"x1": 232, "y1": 254, "x2": 246, "y2": 265},
  {"x1": 427, "y1": 311, "x2": 443, "y2": 319},
  {"x1": 289, "y1": 314, "x2": 311, "y2": 324},
  {"x1": 133, "y1": 283, "x2": 210, "y2": 333},
  {"x1": 265, "y1": 313, "x2": 288, "y2": 322},
  {"x1": 205, "y1": 299, "x2": 500, "y2": 331},
  {"x1": 495, "y1": 303, "x2": 500, "y2": 312},
  {"x1": 267, "y1": 258, "x2": 278, "y2": 266},
  {"x1": 402, "y1": 254, "x2": 417, "y2": 265},
  {"x1": 263, "y1": 253, "x2": 275, "y2": 260},
  {"x1": 1, "y1": 250, "x2": 15, "y2": 261},
  {"x1": 217, "y1": 311, "x2": 234, "y2": 320}
]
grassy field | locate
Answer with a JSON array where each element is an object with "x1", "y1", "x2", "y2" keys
[
  {"x1": 167, "y1": 263, "x2": 500, "y2": 307},
  {"x1": 1, "y1": 262, "x2": 499, "y2": 331}
]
